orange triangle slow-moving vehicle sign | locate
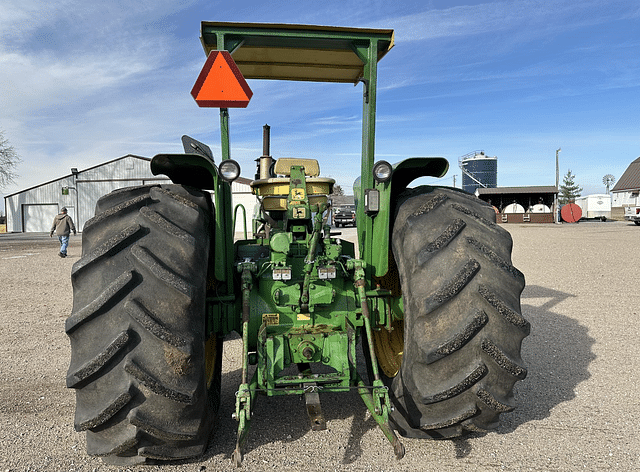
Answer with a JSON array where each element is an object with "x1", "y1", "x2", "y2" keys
[{"x1": 191, "y1": 51, "x2": 253, "y2": 108}]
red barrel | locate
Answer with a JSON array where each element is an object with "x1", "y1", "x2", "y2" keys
[{"x1": 561, "y1": 203, "x2": 582, "y2": 223}]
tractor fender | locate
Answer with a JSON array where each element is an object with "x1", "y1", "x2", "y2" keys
[
  {"x1": 390, "y1": 157, "x2": 449, "y2": 196},
  {"x1": 151, "y1": 153, "x2": 218, "y2": 190},
  {"x1": 352, "y1": 157, "x2": 449, "y2": 206},
  {"x1": 352, "y1": 157, "x2": 449, "y2": 279}
]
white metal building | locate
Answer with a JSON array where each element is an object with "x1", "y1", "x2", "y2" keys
[
  {"x1": 611, "y1": 156, "x2": 640, "y2": 208},
  {"x1": 229, "y1": 177, "x2": 259, "y2": 237},
  {"x1": 4, "y1": 155, "x2": 257, "y2": 234}
]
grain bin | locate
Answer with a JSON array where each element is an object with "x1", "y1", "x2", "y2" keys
[{"x1": 460, "y1": 151, "x2": 497, "y2": 194}]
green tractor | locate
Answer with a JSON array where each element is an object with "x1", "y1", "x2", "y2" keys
[{"x1": 66, "y1": 22, "x2": 529, "y2": 466}]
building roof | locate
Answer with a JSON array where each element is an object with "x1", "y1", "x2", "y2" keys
[
  {"x1": 5, "y1": 154, "x2": 254, "y2": 198},
  {"x1": 477, "y1": 186, "x2": 558, "y2": 196},
  {"x1": 611, "y1": 156, "x2": 640, "y2": 192},
  {"x1": 4, "y1": 154, "x2": 150, "y2": 198}
]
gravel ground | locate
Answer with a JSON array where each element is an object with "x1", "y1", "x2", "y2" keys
[{"x1": 1, "y1": 222, "x2": 638, "y2": 472}]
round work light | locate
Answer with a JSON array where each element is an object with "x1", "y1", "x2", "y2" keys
[
  {"x1": 219, "y1": 159, "x2": 241, "y2": 182},
  {"x1": 373, "y1": 160, "x2": 393, "y2": 183}
]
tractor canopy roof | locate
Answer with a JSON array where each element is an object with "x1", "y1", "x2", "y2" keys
[{"x1": 200, "y1": 22, "x2": 394, "y2": 83}]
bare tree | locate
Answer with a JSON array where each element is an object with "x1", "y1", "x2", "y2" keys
[{"x1": 0, "y1": 131, "x2": 21, "y2": 189}]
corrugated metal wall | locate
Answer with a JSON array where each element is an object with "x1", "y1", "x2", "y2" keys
[
  {"x1": 74, "y1": 155, "x2": 170, "y2": 230},
  {"x1": 5, "y1": 156, "x2": 169, "y2": 232},
  {"x1": 4, "y1": 155, "x2": 258, "y2": 234},
  {"x1": 230, "y1": 180, "x2": 256, "y2": 236},
  {"x1": 612, "y1": 191, "x2": 640, "y2": 208},
  {"x1": 5, "y1": 175, "x2": 78, "y2": 232}
]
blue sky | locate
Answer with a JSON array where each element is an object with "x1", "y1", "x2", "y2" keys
[{"x1": 1, "y1": 0, "x2": 639, "y2": 210}]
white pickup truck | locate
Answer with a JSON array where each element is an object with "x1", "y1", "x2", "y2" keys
[{"x1": 624, "y1": 206, "x2": 640, "y2": 225}]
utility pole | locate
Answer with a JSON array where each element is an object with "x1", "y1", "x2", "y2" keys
[{"x1": 554, "y1": 148, "x2": 561, "y2": 224}]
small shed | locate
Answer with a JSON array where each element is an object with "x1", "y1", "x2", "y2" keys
[
  {"x1": 476, "y1": 186, "x2": 558, "y2": 223},
  {"x1": 4, "y1": 155, "x2": 256, "y2": 234}
]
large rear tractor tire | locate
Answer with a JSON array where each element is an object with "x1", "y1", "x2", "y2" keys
[
  {"x1": 382, "y1": 187, "x2": 529, "y2": 438},
  {"x1": 65, "y1": 184, "x2": 221, "y2": 465}
]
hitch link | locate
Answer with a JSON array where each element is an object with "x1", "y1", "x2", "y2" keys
[
  {"x1": 232, "y1": 263, "x2": 257, "y2": 467},
  {"x1": 351, "y1": 262, "x2": 405, "y2": 460}
]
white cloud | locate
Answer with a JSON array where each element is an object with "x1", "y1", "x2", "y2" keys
[
  {"x1": 0, "y1": 48, "x2": 164, "y2": 116},
  {"x1": 385, "y1": 0, "x2": 634, "y2": 42},
  {"x1": 1, "y1": 0, "x2": 196, "y2": 41},
  {"x1": 0, "y1": 0, "x2": 74, "y2": 38}
]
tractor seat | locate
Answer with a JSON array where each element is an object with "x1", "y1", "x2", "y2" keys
[
  {"x1": 274, "y1": 158, "x2": 320, "y2": 177},
  {"x1": 250, "y1": 158, "x2": 335, "y2": 210}
]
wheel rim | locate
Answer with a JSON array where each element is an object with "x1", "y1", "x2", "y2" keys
[
  {"x1": 205, "y1": 334, "x2": 218, "y2": 389},
  {"x1": 372, "y1": 319, "x2": 404, "y2": 378}
]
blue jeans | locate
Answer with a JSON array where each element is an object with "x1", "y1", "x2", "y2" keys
[{"x1": 58, "y1": 235, "x2": 70, "y2": 256}]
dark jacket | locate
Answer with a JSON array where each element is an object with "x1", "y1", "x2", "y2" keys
[{"x1": 51, "y1": 213, "x2": 76, "y2": 236}]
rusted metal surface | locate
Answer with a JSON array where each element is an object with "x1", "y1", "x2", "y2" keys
[
  {"x1": 561, "y1": 203, "x2": 582, "y2": 223},
  {"x1": 304, "y1": 383, "x2": 327, "y2": 431}
]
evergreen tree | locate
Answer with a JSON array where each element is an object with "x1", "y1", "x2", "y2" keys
[{"x1": 559, "y1": 169, "x2": 582, "y2": 204}]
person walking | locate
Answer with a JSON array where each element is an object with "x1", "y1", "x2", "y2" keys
[{"x1": 50, "y1": 207, "x2": 76, "y2": 258}]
